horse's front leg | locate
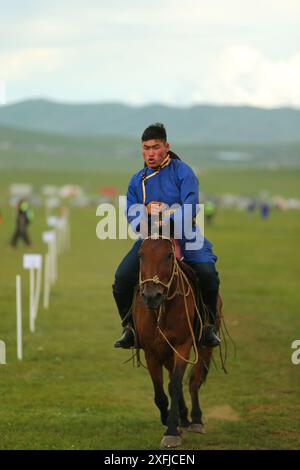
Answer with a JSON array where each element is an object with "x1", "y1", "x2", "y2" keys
[
  {"x1": 144, "y1": 351, "x2": 169, "y2": 426},
  {"x1": 167, "y1": 369, "x2": 190, "y2": 429},
  {"x1": 161, "y1": 358, "x2": 186, "y2": 448},
  {"x1": 189, "y1": 346, "x2": 212, "y2": 434}
]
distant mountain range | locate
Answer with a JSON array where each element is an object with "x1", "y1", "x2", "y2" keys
[
  {"x1": 1, "y1": 124, "x2": 299, "y2": 172},
  {"x1": 0, "y1": 99, "x2": 299, "y2": 143}
]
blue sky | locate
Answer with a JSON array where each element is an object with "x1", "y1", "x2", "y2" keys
[{"x1": 0, "y1": 0, "x2": 300, "y2": 107}]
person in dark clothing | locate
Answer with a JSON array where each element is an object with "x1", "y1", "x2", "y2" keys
[{"x1": 10, "y1": 200, "x2": 33, "y2": 248}]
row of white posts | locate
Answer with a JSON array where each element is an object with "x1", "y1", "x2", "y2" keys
[{"x1": 14, "y1": 214, "x2": 70, "y2": 362}]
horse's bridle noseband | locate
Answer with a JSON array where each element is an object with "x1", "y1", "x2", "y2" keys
[{"x1": 138, "y1": 237, "x2": 178, "y2": 300}]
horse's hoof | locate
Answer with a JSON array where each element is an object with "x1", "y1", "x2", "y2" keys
[
  {"x1": 188, "y1": 423, "x2": 206, "y2": 434},
  {"x1": 161, "y1": 435, "x2": 182, "y2": 448}
]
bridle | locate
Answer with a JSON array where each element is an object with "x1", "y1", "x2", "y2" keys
[{"x1": 139, "y1": 236, "x2": 179, "y2": 300}]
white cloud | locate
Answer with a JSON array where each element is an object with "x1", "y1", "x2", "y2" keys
[
  {"x1": 0, "y1": 48, "x2": 64, "y2": 80},
  {"x1": 0, "y1": 1, "x2": 300, "y2": 106},
  {"x1": 213, "y1": 46, "x2": 300, "y2": 107}
]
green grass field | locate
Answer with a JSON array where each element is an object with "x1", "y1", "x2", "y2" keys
[{"x1": 0, "y1": 169, "x2": 300, "y2": 449}]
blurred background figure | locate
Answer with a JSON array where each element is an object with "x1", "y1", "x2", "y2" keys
[
  {"x1": 247, "y1": 198, "x2": 257, "y2": 213},
  {"x1": 204, "y1": 199, "x2": 217, "y2": 225},
  {"x1": 260, "y1": 201, "x2": 271, "y2": 220},
  {"x1": 10, "y1": 199, "x2": 34, "y2": 248}
]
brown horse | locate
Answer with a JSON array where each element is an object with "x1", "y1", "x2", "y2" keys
[{"x1": 133, "y1": 236, "x2": 222, "y2": 448}]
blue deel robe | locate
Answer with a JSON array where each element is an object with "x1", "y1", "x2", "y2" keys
[{"x1": 126, "y1": 156, "x2": 217, "y2": 264}]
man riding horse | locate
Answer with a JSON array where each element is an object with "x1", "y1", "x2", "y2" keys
[{"x1": 113, "y1": 123, "x2": 220, "y2": 349}]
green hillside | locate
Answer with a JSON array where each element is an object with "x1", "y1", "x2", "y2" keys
[
  {"x1": 1, "y1": 125, "x2": 300, "y2": 173},
  {"x1": 0, "y1": 99, "x2": 300, "y2": 143}
]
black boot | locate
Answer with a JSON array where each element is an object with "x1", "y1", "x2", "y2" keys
[
  {"x1": 194, "y1": 295, "x2": 221, "y2": 348},
  {"x1": 201, "y1": 324, "x2": 221, "y2": 348},
  {"x1": 113, "y1": 289, "x2": 135, "y2": 349},
  {"x1": 200, "y1": 290, "x2": 221, "y2": 348},
  {"x1": 189, "y1": 263, "x2": 221, "y2": 348},
  {"x1": 114, "y1": 325, "x2": 135, "y2": 349}
]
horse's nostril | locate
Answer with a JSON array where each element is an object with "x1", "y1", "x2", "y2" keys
[
  {"x1": 148, "y1": 292, "x2": 163, "y2": 304},
  {"x1": 142, "y1": 291, "x2": 163, "y2": 306}
]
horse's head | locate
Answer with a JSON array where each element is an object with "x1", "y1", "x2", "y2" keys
[{"x1": 139, "y1": 238, "x2": 175, "y2": 310}]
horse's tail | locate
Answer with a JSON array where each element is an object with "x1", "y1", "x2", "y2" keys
[
  {"x1": 186, "y1": 293, "x2": 236, "y2": 384},
  {"x1": 216, "y1": 294, "x2": 237, "y2": 375}
]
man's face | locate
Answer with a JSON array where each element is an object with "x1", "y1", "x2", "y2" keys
[{"x1": 142, "y1": 139, "x2": 170, "y2": 169}]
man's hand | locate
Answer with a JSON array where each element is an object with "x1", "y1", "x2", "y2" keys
[
  {"x1": 140, "y1": 216, "x2": 166, "y2": 237},
  {"x1": 146, "y1": 201, "x2": 168, "y2": 216}
]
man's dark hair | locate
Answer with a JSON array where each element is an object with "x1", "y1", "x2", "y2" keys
[{"x1": 141, "y1": 123, "x2": 167, "y2": 142}]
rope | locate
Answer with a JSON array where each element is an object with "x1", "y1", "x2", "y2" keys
[
  {"x1": 141, "y1": 155, "x2": 171, "y2": 205},
  {"x1": 139, "y1": 237, "x2": 203, "y2": 366},
  {"x1": 221, "y1": 313, "x2": 237, "y2": 359}
]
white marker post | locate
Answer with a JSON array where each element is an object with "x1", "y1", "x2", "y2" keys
[
  {"x1": 23, "y1": 254, "x2": 42, "y2": 333},
  {"x1": 0, "y1": 340, "x2": 6, "y2": 365},
  {"x1": 30, "y1": 268, "x2": 35, "y2": 332},
  {"x1": 47, "y1": 216, "x2": 58, "y2": 228},
  {"x1": 66, "y1": 216, "x2": 71, "y2": 250},
  {"x1": 65, "y1": 215, "x2": 71, "y2": 251},
  {"x1": 42, "y1": 230, "x2": 57, "y2": 288},
  {"x1": 56, "y1": 217, "x2": 69, "y2": 254},
  {"x1": 56, "y1": 218, "x2": 63, "y2": 254},
  {"x1": 16, "y1": 275, "x2": 23, "y2": 360},
  {"x1": 43, "y1": 252, "x2": 50, "y2": 309},
  {"x1": 34, "y1": 259, "x2": 42, "y2": 321},
  {"x1": 45, "y1": 197, "x2": 60, "y2": 220},
  {"x1": 47, "y1": 218, "x2": 58, "y2": 282}
]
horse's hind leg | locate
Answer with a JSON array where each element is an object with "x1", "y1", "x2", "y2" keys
[
  {"x1": 178, "y1": 386, "x2": 190, "y2": 429},
  {"x1": 145, "y1": 352, "x2": 169, "y2": 426},
  {"x1": 189, "y1": 346, "x2": 212, "y2": 433}
]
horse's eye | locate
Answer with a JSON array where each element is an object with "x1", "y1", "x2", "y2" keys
[{"x1": 167, "y1": 252, "x2": 173, "y2": 260}]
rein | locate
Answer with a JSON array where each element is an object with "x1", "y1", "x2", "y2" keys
[{"x1": 139, "y1": 237, "x2": 203, "y2": 365}]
